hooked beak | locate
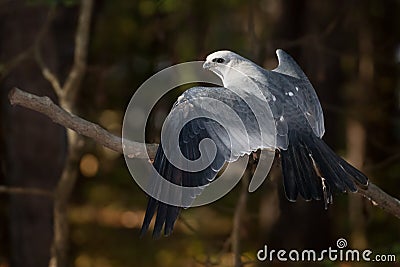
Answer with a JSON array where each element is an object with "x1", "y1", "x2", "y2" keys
[{"x1": 203, "y1": 61, "x2": 212, "y2": 70}]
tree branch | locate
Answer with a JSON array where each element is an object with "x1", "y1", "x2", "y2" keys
[
  {"x1": 33, "y1": 6, "x2": 64, "y2": 97},
  {"x1": 8, "y1": 87, "x2": 158, "y2": 159},
  {"x1": 35, "y1": 48, "x2": 64, "y2": 96},
  {"x1": 0, "y1": 6, "x2": 55, "y2": 83},
  {"x1": 0, "y1": 186, "x2": 53, "y2": 198},
  {"x1": 0, "y1": 47, "x2": 34, "y2": 82},
  {"x1": 231, "y1": 174, "x2": 249, "y2": 267},
  {"x1": 358, "y1": 183, "x2": 400, "y2": 219},
  {"x1": 62, "y1": 0, "x2": 92, "y2": 101},
  {"x1": 35, "y1": 47, "x2": 63, "y2": 97},
  {"x1": 8, "y1": 89, "x2": 400, "y2": 220},
  {"x1": 46, "y1": 2, "x2": 93, "y2": 267}
]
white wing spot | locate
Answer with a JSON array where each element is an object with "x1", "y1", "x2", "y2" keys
[
  {"x1": 295, "y1": 86, "x2": 299, "y2": 91},
  {"x1": 272, "y1": 95, "x2": 276, "y2": 101},
  {"x1": 288, "y1": 91, "x2": 294, "y2": 96},
  {"x1": 279, "y1": 116, "x2": 284, "y2": 121}
]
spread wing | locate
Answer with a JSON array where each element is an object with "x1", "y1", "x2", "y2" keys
[
  {"x1": 271, "y1": 49, "x2": 325, "y2": 139},
  {"x1": 141, "y1": 86, "x2": 275, "y2": 238}
]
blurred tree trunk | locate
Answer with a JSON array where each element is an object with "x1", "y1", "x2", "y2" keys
[
  {"x1": 347, "y1": 120, "x2": 368, "y2": 249},
  {"x1": 262, "y1": 0, "x2": 333, "y2": 249},
  {"x1": 258, "y1": 163, "x2": 280, "y2": 236},
  {"x1": 0, "y1": 2, "x2": 68, "y2": 266},
  {"x1": 346, "y1": 25, "x2": 373, "y2": 251}
]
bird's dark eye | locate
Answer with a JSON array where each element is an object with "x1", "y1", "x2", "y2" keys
[{"x1": 212, "y1": 58, "x2": 225, "y2": 63}]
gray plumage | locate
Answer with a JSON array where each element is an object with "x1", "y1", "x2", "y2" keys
[{"x1": 140, "y1": 49, "x2": 369, "y2": 238}]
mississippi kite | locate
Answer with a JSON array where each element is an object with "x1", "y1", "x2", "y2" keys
[{"x1": 140, "y1": 50, "x2": 369, "y2": 238}]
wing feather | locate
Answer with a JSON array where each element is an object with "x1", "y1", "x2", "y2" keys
[
  {"x1": 272, "y1": 49, "x2": 325, "y2": 138},
  {"x1": 141, "y1": 86, "x2": 273, "y2": 237}
]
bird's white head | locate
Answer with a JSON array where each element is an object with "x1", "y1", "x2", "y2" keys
[
  {"x1": 203, "y1": 51, "x2": 246, "y2": 81},
  {"x1": 203, "y1": 50, "x2": 260, "y2": 86}
]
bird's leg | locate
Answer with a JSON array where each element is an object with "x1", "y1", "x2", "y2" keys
[
  {"x1": 252, "y1": 151, "x2": 259, "y2": 163},
  {"x1": 320, "y1": 177, "x2": 332, "y2": 210},
  {"x1": 309, "y1": 153, "x2": 333, "y2": 209}
]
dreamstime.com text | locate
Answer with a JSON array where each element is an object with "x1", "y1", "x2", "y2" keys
[{"x1": 257, "y1": 238, "x2": 397, "y2": 263}]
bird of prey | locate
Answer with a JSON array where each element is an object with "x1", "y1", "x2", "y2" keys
[{"x1": 140, "y1": 49, "x2": 369, "y2": 238}]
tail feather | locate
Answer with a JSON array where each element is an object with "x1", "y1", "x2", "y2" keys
[
  {"x1": 289, "y1": 143, "x2": 310, "y2": 200},
  {"x1": 281, "y1": 152, "x2": 299, "y2": 201},
  {"x1": 337, "y1": 156, "x2": 369, "y2": 186},
  {"x1": 281, "y1": 131, "x2": 368, "y2": 204},
  {"x1": 140, "y1": 197, "x2": 158, "y2": 237},
  {"x1": 305, "y1": 135, "x2": 349, "y2": 192},
  {"x1": 281, "y1": 131, "x2": 322, "y2": 201},
  {"x1": 140, "y1": 198, "x2": 180, "y2": 239},
  {"x1": 140, "y1": 145, "x2": 183, "y2": 239},
  {"x1": 152, "y1": 203, "x2": 168, "y2": 239},
  {"x1": 140, "y1": 133, "x2": 223, "y2": 238},
  {"x1": 165, "y1": 205, "x2": 180, "y2": 236},
  {"x1": 308, "y1": 135, "x2": 358, "y2": 192},
  {"x1": 295, "y1": 141, "x2": 322, "y2": 200}
]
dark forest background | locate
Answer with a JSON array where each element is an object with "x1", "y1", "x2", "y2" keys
[{"x1": 1, "y1": 0, "x2": 400, "y2": 266}]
